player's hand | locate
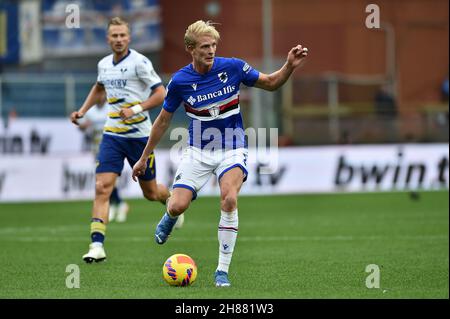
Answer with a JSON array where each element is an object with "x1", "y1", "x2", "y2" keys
[
  {"x1": 70, "y1": 111, "x2": 84, "y2": 125},
  {"x1": 119, "y1": 108, "x2": 134, "y2": 119},
  {"x1": 287, "y1": 44, "x2": 308, "y2": 69},
  {"x1": 132, "y1": 157, "x2": 147, "y2": 182}
]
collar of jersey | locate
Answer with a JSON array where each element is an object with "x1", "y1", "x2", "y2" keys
[
  {"x1": 112, "y1": 49, "x2": 131, "y2": 66},
  {"x1": 189, "y1": 58, "x2": 217, "y2": 76}
]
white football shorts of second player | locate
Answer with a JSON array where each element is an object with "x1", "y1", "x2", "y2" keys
[{"x1": 172, "y1": 146, "x2": 248, "y2": 199}]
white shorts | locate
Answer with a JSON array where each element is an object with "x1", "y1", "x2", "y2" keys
[{"x1": 172, "y1": 146, "x2": 248, "y2": 200}]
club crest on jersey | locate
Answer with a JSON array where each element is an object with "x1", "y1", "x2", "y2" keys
[
  {"x1": 191, "y1": 83, "x2": 197, "y2": 91},
  {"x1": 218, "y1": 72, "x2": 228, "y2": 83},
  {"x1": 208, "y1": 105, "x2": 220, "y2": 118}
]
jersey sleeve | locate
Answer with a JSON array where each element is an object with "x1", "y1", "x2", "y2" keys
[
  {"x1": 96, "y1": 62, "x2": 103, "y2": 85},
  {"x1": 136, "y1": 57, "x2": 163, "y2": 90},
  {"x1": 232, "y1": 58, "x2": 260, "y2": 87},
  {"x1": 162, "y1": 78, "x2": 183, "y2": 113}
]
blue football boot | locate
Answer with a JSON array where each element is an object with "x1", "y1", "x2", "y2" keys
[
  {"x1": 214, "y1": 270, "x2": 231, "y2": 287},
  {"x1": 155, "y1": 212, "x2": 178, "y2": 244}
]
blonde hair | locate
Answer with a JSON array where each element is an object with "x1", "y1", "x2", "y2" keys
[
  {"x1": 107, "y1": 17, "x2": 130, "y2": 34},
  {"x1": 184, "y1": 20, "x2": 220, "y2": 48}
]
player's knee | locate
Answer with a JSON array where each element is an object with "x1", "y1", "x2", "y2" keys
[
  {"x1": 168, "y1": 201, "x2": 189, "y2": 215},
  {"x1": 221, "y1": 193, "x2": 237, "y2": 211},
  {"x1": 95, "y1": 180, "x2": 112, "y2": 198}
]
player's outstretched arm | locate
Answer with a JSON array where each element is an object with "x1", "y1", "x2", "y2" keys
[
  {"x1": 70, "y1": 83, "x2": 105, "y2": 125},
  {"x1": 132, "y1": 109, "x2": 173, "y2": 181},
  {"x1": 119, "y1": 85, "x2": 166, "y2": 119},
  {"x1": 254, "y1": 44, "x2": 308, "y2": 92}
]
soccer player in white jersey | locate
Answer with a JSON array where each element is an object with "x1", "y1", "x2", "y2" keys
[
  {"x1": 78, "y1": 101, "x2": 130, "y2": 223},
  {"x1": 132, "y1": 20, "x2": 308, "y2": 286},
  {"x1": 70, "y1": 17, "x2": 172, "y2": 263}
]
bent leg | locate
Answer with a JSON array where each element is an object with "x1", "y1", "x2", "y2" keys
[
  {"x1": 139, "y1": 178, "x2": 170, "y2": 205},
  {"x1": 167, "y1": 187, "x2": 193, "y2": 216},
  {"x1": 155, "y1": 146, "x2": 214, "y2": 244},
  {"x1": 154, "y1": 187, "x2": 193, "y2": 244}
]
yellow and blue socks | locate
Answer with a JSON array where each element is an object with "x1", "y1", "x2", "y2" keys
[
  {"x1": 217, "y1": 209, "x2": 238, "y2": 273},
  {"x1": 90, "y1": 217, "x2": 106, "y2": 245}
]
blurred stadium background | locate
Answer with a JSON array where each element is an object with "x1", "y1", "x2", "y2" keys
[
  {"x1": 0, "y1": 0, "x2": 448, "y2": 200},
  {"x1": 0, "y1": 0, "x2": 448, "y2": 299}
]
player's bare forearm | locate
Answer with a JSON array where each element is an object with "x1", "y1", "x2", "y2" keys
[
  {"x1": 254, "y1": 44, "x2": 308, "y2": 92},
  {"x1": 140, "y1": 85, "x2": 166, "y2": 112},
  {"x1": 255, "y1": 63, "x2": 295, "y2": 92},
  {"x1": 79, "y1": 83, "x2": 105, "y2": 115},
  {"x1": 71, "y1": 83, "x2": 105, "y2": 125},
  {"x1": 140, "y1": 109, "x2": 173, "y2": 159},
  {"x1": 120, "y1": 85, "x2": 165, "y2": 119}
]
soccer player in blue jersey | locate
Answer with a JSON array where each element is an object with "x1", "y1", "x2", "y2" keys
[
  {"x1": 70, "y1": 17, "x2": 174, "y2": 263},
  {"x1": 132, "y1": 20, "x2": 308, "y2": 286}
]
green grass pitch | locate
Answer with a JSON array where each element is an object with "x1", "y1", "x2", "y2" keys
[{"x1": 0, "y1": 191, "x2": 448, "y2": 299}]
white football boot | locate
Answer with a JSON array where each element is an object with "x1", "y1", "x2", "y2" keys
[
  {"x1": 82, "y1": 243, "x2": 106, "y2": 263},
  {"x1": 115, "y1": 202, "x2": 129, "y2": 223},
  {"x1": 174, "y1": 213, "x2": 184, "y2": 229},
  {"x1": 108, "y1": 204, "x2": 117, "y2": 222}
]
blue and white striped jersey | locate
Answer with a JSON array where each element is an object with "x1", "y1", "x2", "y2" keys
[{"x1": 163, "y1": 57, "x2": 260, "y2": 149}]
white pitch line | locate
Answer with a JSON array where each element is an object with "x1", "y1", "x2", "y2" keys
[{"x1": 0, "y1": 234, "x2": 447, "y2": 243}]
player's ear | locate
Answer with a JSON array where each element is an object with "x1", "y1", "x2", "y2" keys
[{"x1": 186, "y1": 44, "x2": 196, "y2": 54}]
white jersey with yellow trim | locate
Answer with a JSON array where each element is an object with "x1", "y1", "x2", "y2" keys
[{"x1": 97, "y1": 49, "x2": 162, "y2": 138}]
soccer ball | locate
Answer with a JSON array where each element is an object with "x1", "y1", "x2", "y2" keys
[{"x1": 163, "y1": 253, "x2": 197, "y2": 286}]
